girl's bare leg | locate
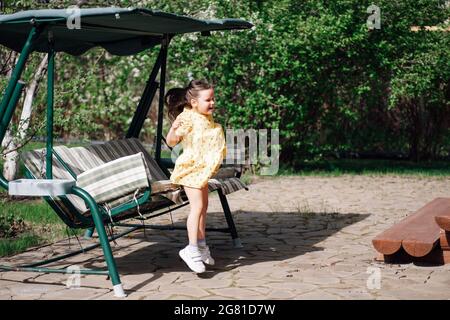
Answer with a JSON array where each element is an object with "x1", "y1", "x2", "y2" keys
[
  {"x1": 183, "y1": 186, "x2": 207, "y2": 246},
  {"x1": 197, "y1": 185, "x2": 209, "y2": 241}
]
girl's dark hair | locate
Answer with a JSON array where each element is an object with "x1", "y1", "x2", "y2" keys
[{"x1": 165, "y1": 79, "x2": 213, "y2": 121}]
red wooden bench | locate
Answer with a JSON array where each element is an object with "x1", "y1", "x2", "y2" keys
[
  {"x1": 436, "y1": 214, "x2": 450, "y2": 233},
  {"x1": 439, "y1": 230, "x2": 450, "y2": 249},
  {"x1": 436, "y1": 214, "x2": 450, "y2": 257},
  {"x1": 373, "y1": 197, "x2": 450, "y2": 264}
]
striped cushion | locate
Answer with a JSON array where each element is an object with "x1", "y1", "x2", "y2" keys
[
  {"x1": 21, "y1": 147, "x2": 89, "y2": 215},
  {"x1": 211, "y1": 166, "x2": 238, "y2": 179},
  {"x1": 21, "y1": 138, "x2": 249, "y2": 220},
  {"x1": 76, "y1": 153, "x2": 149, "y2": 205},
  {"x1": 208, "y1": 177, "x2": 249, "y2": 195},
  {"x1": 52, "y1": 143, "x2": 162, "y2": 211},
  {"x1": 87, "y1": 138, "x2": 168, "y2": 181},
  {"x1": 23, "y1": 143, "x2": 180, "y2": 213},
  {"x1": 22, "y1": 147, "x2": 77, "y2": 180},
  {"x1": 55, "y1": 145, "x2": 105, "y2": 174},
  {"x1": 162, "y1": 177, "x2": 248, "y2": 205}
]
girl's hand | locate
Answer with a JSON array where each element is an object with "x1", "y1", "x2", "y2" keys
[{"x1": 171, "y1": 118, "x2": 183, "y2": 130}]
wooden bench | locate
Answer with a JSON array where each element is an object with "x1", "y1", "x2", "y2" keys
[
  {"x1": 436, "y1": 214, "x2": 450, "y2": 233},
  {"x1": 436, "y1": 214, "x2": 450, "y2": 255},
  {"x1": 373, "y1": 198, "x2": 450, "y2": 264},
  {"x1": 439, "y1": 230, "x2": 450, "y2": 249}
]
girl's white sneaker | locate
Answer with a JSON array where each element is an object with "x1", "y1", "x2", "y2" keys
[
  {"x1": 179, "y1": 246, "x2": 205, "y2": 273},
  {"x1": 199, "y1": 245, "x2": 215, "y2": 265}
]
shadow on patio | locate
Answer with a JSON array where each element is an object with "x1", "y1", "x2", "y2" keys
[
  {"x1": 0, "y1": 209, "x2": 369, "y2": 294},
  {"x1": 108, "y1": 210, "x2": 370, "y2": 292}
]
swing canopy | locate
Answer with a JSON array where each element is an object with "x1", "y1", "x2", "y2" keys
[{"x1": 0, "y1": 7, "x2": 253, "y2": 55}]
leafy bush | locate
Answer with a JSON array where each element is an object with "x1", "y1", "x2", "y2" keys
[{"x1": 0, "y1": 0, "x2": 448, "y2": 164}]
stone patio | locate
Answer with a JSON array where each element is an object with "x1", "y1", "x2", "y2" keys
[{"x1": 0, "y1": 175, "x2": 449, "y2": 300}]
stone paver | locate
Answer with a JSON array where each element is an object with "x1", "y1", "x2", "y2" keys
[{"x1": 1, "y1": 175, "x2": 450, "y2": 299}]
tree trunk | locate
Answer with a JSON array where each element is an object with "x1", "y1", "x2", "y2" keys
[
  {"x1": 1, "y1": 130, "x2": 18, "y2": 181},
  {"x1": 2, "y1": 55, "x2": 48, "y2": 180},
  {"x1": 1, "y1": 51, "x2": 18, "y2": 180}
]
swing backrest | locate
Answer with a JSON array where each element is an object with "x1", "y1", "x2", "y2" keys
[
  {"x1": 21, "y1": 137, "x2": 247, "y2": 228},
  {"x1": 21, "y1": 138, "x2": 173, "y2": 228}
]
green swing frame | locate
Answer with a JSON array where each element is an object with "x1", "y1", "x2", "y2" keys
[{"x1": 0, "y1": 7, "x2": 252, "y2": 297}]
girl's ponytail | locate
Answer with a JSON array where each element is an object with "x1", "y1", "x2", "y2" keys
[
  {"x1": 165, "y1": 79, "x2": 213, "y2": 121},
  {"x1": 165, "y1": 87, "x2": 187, "y2": 122}
]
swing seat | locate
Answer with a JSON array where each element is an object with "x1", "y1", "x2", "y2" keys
[{"x1": 21, "y1": 138, "x2": 248, "y2": 228}]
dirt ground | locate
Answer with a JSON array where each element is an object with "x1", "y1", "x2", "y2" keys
[{"x1": 0, "y1": 174, "x2": 449, "y2": 299}]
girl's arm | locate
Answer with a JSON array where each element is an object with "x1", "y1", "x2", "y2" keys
[{"x1": 166, "y1": 118, "x2": 182, "y2": 147}]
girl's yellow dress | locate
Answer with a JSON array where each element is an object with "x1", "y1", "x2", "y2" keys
[{"x1": 170, "y1": 107, "x2": 227, "y2": 189}]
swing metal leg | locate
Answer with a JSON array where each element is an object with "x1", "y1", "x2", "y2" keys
[
  {"x1": 71, "y1": 187, "x2": 125, "y2": 297},
  {"x1": 84, "y1": 227, "x2": 95, "y2": 239},
  {"x1": 217, "y1": 188, "x2": 243, "y2": 248}
]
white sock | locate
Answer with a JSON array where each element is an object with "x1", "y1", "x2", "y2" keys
[
  {"x1": 198, "y1": 239, "x2": 206, "y2": 248},
  {"x1": 188, "y1": 244, "x2": 200, "y2": 254}
]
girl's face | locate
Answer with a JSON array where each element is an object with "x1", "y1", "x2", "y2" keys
[{"x1": 191, "y1": 88, "x2": 215, "y2": 116}]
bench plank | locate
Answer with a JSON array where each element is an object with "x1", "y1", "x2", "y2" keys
[
  {"x1": 435, "y1": 214, "x2": 450, "y2": 231},
  {"x1": 373, "y1": 198, "x2": 450, "y2": 257},
  {"x1": 440, "y1": 230, "x2": 450, "y2": 249},
  {"x1": 377, "y1": 247, "x2": 450, "y2": 265}
]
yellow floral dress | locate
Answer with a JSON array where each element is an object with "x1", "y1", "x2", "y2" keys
[{"x1": 170, "y1": 107, "x2": 227, "y2": 189}]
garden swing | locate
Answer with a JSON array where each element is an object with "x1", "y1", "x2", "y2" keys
[{"x1": 0, "y1": 7, "x2": 252, "y2": 297}]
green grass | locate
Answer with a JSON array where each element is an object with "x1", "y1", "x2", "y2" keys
[
  {"x1": 277, "y1": 159, "x2": 450, "y2": 177},
  {"x1": 0, "y1": 142, "x2": 77, "y2": 257},
  {"x1": 2, "y1": 200, "x2": 62, "y2": 224},
  {"x1": 0, "y1": 233, "x2": 42, "y2": 257},
  {"x1": 0, "y1": 199, "x2": 81, "y2": 257}
]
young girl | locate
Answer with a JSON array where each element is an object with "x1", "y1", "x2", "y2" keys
[{"x1": 165, "y1": 79, "x2": 227, "y2": 273}]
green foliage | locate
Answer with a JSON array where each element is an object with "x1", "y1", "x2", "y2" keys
[
  {"x1": 279, "y1": 158, "x2": 450, "y2": 177},
  {"x1": 389, "y1": 33, "x2": 450, "y2": 160},
  {"x1": 0, "y1": 0, "x2": 449, "y2": 163}
]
